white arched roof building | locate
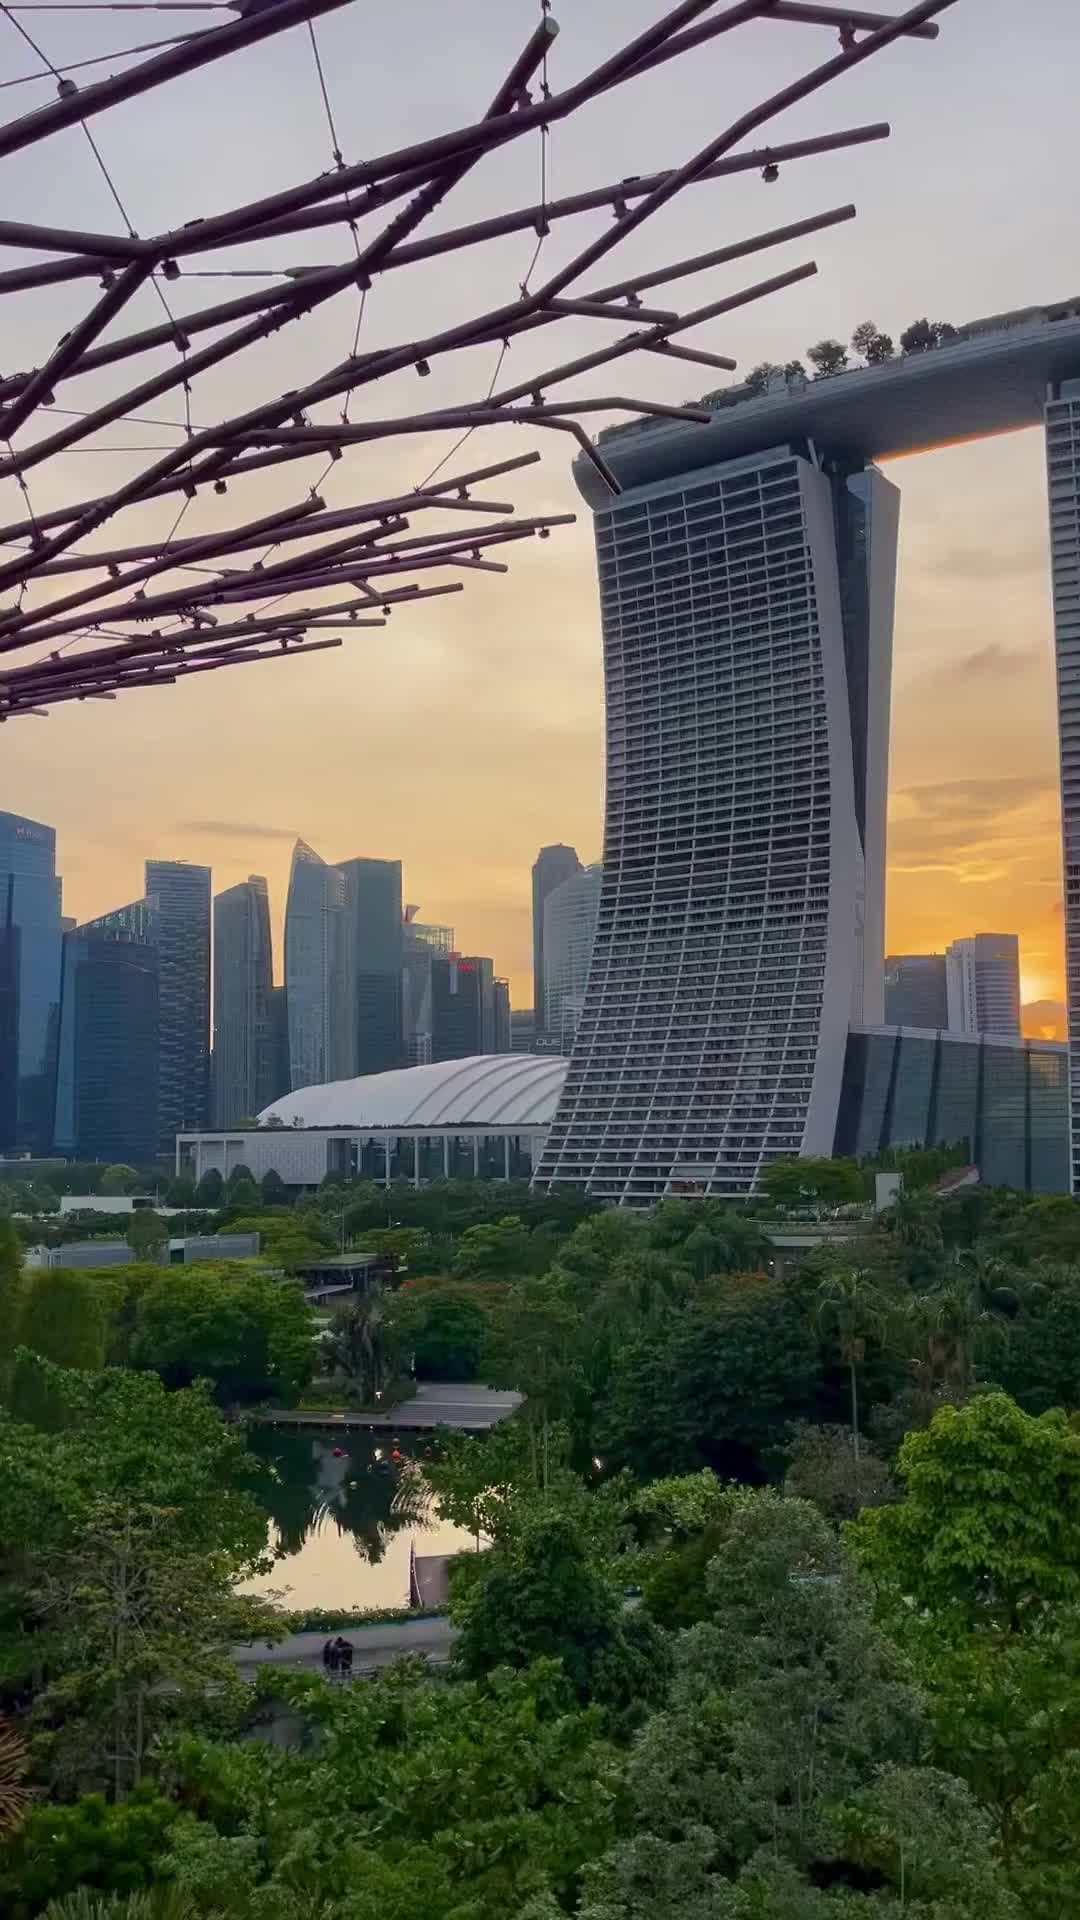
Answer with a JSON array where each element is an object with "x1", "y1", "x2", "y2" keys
[{"x1": 178, "y1": 1054, "x2": 569, "y2": 1189}]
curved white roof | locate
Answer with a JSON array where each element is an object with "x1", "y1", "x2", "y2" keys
[{"x1": 257, "y1": 1053, "x2": 569, "y2": 1130}]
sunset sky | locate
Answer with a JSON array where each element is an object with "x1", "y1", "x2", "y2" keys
[{"x1": 0, "y1": 0, "x2": 1074, "y2": 1026}]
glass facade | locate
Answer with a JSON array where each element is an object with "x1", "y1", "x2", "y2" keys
[
  {"x1": 212, "y1": 876, "x2": 273, "y2": 1126},
  {"x1": 884, "y1": 954, "x2": 948, "y2": 1028},
  {"x1": 337, "y1": 857, "x2": 404, "y2": 1075},
  {"x1": 432, "y1": 954, "x2": 495, "y2": 1061},
  {"x1": 0, "y1": 812, "x2": 62, "y2": 1153},
  {"x1": 888, "y1": 1031, "x2": 936, "y2": 1145},
  {"x1": 835, "y1": 1026, "x2": 1068, "y2": 1192},
  {"x1": 54, "y1": 926, "x2": 159, "y2": 1165},
  {"x1": 145, "y1": 860, "x2": 210, "y2": 1156},
  {"x1": 532, "y1": 844, "x2": 581, "y2": 1037},
  {"x1": 284, "y1": 840, "x2": 351, "y2": 1089},
  {"x1": 325, "y1": 1129, "x2": 536, "y2": 1185},
  {"x1": 543, "y1": 864, "x2": 601, "y2": 1055}
]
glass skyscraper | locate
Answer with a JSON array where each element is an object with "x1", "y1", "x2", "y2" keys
[
  {"x1": 884, "y1": 953, "x2": 949, "y2": 1029},
  {"x1": 145, "y1": 860, "x2": 211, "y2": 1157},
  {"x1": 54, "y1": 906, "x2": 159, "y2": 1167},
  {"x1": 539, "y1": 441, "x2": 898, "y2": 1203},
  {"x1": 532, "y1": 844, "x2": 580, "y2": 1038},
  {"x1": 543, "y1": 863, "x2": 601, "y2": 1055},
  {"x1": 432, "y1": 953, "x2": 495, "y2": 1061},
  {"x1": 945, "y1": 932, "x2": 1022, "y2": 1038},
  {"x1": 284, "y1": 839, "x2": 351, "y2": 1089},
  {"x1": 0, "y1": 811, "x2": 63, "y2": 1152},
  {"x1": 212, "y1": 876, "x2": 273, "y2": 1126},
  {"x1": 337, "y1": 856, "x2": 404, "y2": 1075},
  {"x1": 403, "y1": 913, "x2": 453, "y2": 1067}
]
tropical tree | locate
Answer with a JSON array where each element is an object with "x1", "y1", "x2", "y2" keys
[
  {"x1": 850, "y1": 319, "x2": 895, "y2": 363},
  {"x1": 0, "y1": 1720, "x2": 28, "y2": 1838},
  {"x1": 451, "y1": 1506, "x2": 669, "y2": 1718},
  {"x1": 609, "y1": 1493, "x2": 922, "y2": 1886},
  {"x1": 744, "y1": 360, "x2": 782, "y2": 392},
  {"x1": 599, "y1": 1279, "x2": 820, "y2": 1481},
  {"x1": 126, "y1": 1210, "x2": 167, "y2": 1262},
  {"x1": 0, "y1": 1215, "x2": 25, "y2": 1399},
  {"x1": 900, "y1": 316, "x2": 957, "y2": 353},
  {"x1": 758, "y1": 1155, "x2": 861, "y2": 1216},
  {"x1": 0, "y1": 1363, "x2": 277, "y2": 1794},
  {"x1": 100, "y1": 1166, "x2": 142, "y2": 1197},
  {"x1": 784, "y1": 1421, "x2": 895, "y2": 1521},
  {"x1": 451, "y1": 1216, "x2": 534, "y2": 1282},
  {"x1": 813, "y1": 1266, "x2": 889, "y2": 1463},
  {"x1": 130, "y1": 1265, "x2": 314, "y2": 1406},
  {"x1": 193, "y1": 1170, "x2": 225, "y2": 1209},
  {"x1": 484, "y1": 1277, "x2": 585, "y2": 1487},
  {"x1": 322, "y1": 1289, "x2": 407, "y2": 1405},
  {"x1": 805, "y1": 337, "x2": 849, "y2": 378},
  {"x1": 904, "y1": 1263, "x2": 1010, "y2": 1397},
  {"x1": 851, "y1": 1392, "x2": 1080, "y2": 1633},
  {"x1": 9, "y1": 1269, "x2": 110, "y2": 1423}
]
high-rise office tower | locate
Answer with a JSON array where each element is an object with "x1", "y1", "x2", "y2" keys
[
  {"x1": 539, "y1": 442, "x2": 898, "y2": 1202},
  {"x1": 55, "y1": 901, "x2": 159, "y2": 1166},
  {"x1": 268, "y1": 985, "x2": 291, "y2": 1104},
  {"x1": 510, "y1": 1009, "x2": 536, "y2": 1053},
  {"x1": 946, "y1": 933, "x2": 1021, "y2": 1038},
  {"x1": 0, "y1": 811, "x2": 63, "y2": 1153},
  {"x1": 337, "y1": 857, "x2": 404, "y2": 1074},
  {"x1": 431, "y1": 953, "x2": 495, "y2": 1061},
  {"x1": 493, "y1": 977, "x2": 511, "y2": 1054},
  {"x1": 884, "y1": 953, "x2": 949, "y2": 1028},
  {"x1": 145, "y1": 860, "x2": 211, "y2": 1157},
  {"x1": 403, "y1": 911, "x2": 453, "y2": 1067},
  {"x1": 284, "y1": 839, "x2": 351, "y2": 1089},
  {"x1": 543, "y1": 862, "x2": 602, "y2": 1055},
  {"x1": 532, "y1": 844, "x2": 580, "y2": 1036},
  {"x1": 213, "y1": 876, "x2": 273, "y2": 1125}
]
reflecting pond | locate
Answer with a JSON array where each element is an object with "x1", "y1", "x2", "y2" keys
[{"x1": 241, "y1": 1426, "x2": 476, "y2": 1610}]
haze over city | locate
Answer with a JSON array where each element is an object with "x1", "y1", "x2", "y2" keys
[{"x1": 0, "y1": 0, "x2": 1071, "y2": 1028}]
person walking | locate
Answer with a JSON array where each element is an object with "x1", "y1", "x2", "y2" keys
[
  {"x1": 321, "y1": 1637, "x2": 335, "y2": 1673},
  {"x1": 336, "y1": 1635, "x2": 354, "y2": 1678}
]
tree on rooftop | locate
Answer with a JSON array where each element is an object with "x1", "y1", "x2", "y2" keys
[
  {"x1": 806, "y1": 337, "x2": 849, "y2": 378},
  {"x1": 851, "y1": 319, "x2": 895, "y2": 364}
]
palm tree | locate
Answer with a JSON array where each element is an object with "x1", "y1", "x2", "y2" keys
[
  {"x1": 907, "y1": 1256, "x2": 1014, "y2": 1396},
  {"x1": 0, "y1": 1718, "x2": 27, "y2": 1839},
  {"x1": 324, "y1": 1289, "x2": 406, "y2": 1404},
  {"x1": 814, "y1": 1267, "x2": 888, "y2": 1463}
]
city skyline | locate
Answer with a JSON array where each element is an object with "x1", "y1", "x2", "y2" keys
[
  {"x1": 0, "y1": 2, "x2": 1070, "y2": 1031},
  {"x1": 0, "y1": 795, "x2": 1053, "y2": 1029}
]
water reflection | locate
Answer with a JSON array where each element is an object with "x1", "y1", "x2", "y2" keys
[{"x1": 242, "y1": 1427, "x2": 475, "y2": 1610}]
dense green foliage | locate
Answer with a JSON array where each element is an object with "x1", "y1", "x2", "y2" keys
[{"x1": 7, "y1": 1178, "x2": 1080, "y2": 1917}]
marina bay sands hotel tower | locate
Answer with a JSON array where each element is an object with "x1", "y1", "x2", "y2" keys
[{"x1": 537, "y1": 298, "x2": 1080, "y2": 1203}]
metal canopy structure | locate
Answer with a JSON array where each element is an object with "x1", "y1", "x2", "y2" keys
[{"x1": 0, "y1": 0, "x2": 955, "y2": 719}]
